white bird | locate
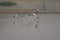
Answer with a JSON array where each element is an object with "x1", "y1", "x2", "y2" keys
[
  {"x1": 15, "y1": 14, "x2": 18, "y2": 18},
  {"x1": 33, "y1": 13, "x2": 37, "y2": 18},
  {"x1": 12, "y1": 14, "x2": 18, "y2": 27}
]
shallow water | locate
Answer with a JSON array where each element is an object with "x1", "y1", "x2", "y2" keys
[{"x1": 0, "y1": 13, "x2": 60, "y2": 40}]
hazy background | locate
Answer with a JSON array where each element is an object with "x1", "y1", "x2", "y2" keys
[{"x1": 0, "y1": 0, "x2": 60, "y2": 12}]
